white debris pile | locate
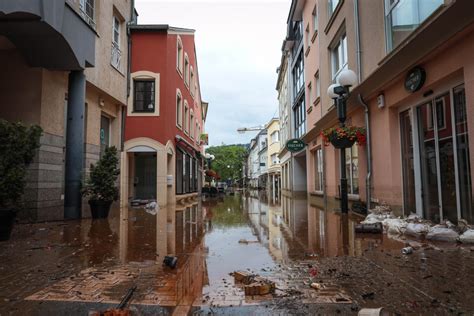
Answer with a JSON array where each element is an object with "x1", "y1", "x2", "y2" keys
[
  {"x1": 426, "y1": 221, "x2": 459, "y2": 242},
  {"x1": 383, "y1": 218, "x2": 408, "y2": 235},
  {"x1": 458, "y1": 219, "x2": 474, "y2": 243},
  {"x1": 361, "y1": 204, "x2": 395, "y2": 224}
]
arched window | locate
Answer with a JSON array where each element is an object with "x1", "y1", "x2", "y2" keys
[
  {"x1": 184, "y1": 100, "x2": 189, "y2": 134},
  {"x1": 184, "y1": 53, "x2": 190, "y2": 87},
  {"x1": 176, "y1": 89, "x2": 183, "y2": 128},
  {"x1": 176, "y1": 36, "x2": 183, "y2": 75}
]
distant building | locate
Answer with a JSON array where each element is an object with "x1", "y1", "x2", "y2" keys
[
  {"x1": 0, "y1": 0, "x2": 133, "y2": 221},
  {"x1": 266, "y1": 118, "x2": 281, "y2": 197},
  {"x1": 122, "y1": 24, "x2": 208, "y2": 207}
]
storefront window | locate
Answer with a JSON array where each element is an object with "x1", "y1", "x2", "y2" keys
[
  {"x1": 176, "y1": 150, "x2": 183, "y2": 194},
  {"x1": 345, "y1": 145, "x2": 359, "y2": 195}
]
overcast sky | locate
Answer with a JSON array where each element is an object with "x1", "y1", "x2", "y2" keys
[{"x1": 135, "y1": 0, "x2": 290, "y2": 146}]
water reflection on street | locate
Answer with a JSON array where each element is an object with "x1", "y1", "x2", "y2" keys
[{"x1": 4, "y1": 191, "x2": 404, "y2": 314}]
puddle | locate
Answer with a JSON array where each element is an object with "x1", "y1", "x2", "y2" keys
[{"x1": 0, "y1": 191, "x2": 445, "y2": 314}]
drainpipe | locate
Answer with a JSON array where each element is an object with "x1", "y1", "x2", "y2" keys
[
  {"x1": 354, "y1": 0, "x2": 362, "y2": 83},
  {"x1": 123, "y1": 0, "x2": 135, "y2": 152},
  {"x1": 358, "y1": 94, "x2": 372, "y2": 210}
]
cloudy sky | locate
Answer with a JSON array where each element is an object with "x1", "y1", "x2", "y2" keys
[{"x1": 135, "y1": 0, "x2": 290, "y2": 146}]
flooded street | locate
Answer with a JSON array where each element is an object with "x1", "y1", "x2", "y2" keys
[{"x1": 1, "y1": 193, "x2": 474, "y2": 315}]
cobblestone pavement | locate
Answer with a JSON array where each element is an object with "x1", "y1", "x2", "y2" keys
[{"x1": 0, "y1": 195, "x2": 474, "y2": 315}]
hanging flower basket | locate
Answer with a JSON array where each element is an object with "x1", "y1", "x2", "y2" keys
[{"x1": 321, "y1": 126, "x2": 366, "y2": 149}]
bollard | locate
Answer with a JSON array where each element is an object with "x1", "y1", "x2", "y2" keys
[
  {"x1": 358, "y1": 307, "x2": 389, "y2": 316},
  {"x1": 401, "y1": 247, "x2": 413, "y2": 255}
]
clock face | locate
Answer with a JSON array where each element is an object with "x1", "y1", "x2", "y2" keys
[{"x1": 405, "y1": 67, "x2": 426, "y2": 92}]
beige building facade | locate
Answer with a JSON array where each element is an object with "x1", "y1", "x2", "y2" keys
[{"x1": 0, "y1": 0, "x2": 132, "y2": 221}]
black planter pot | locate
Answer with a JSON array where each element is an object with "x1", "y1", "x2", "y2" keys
[
  {"x1": 89, "y1": 200, "x2": 113, "y2": 219},
  {"x1": 0, "y1": 209, "x2": 16, "y2": 241},
  {"x1": 329, "y1": 135, "x2": 356, "y2": 149}
]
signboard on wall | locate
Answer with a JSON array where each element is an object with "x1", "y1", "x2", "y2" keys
[{"x1": 286, "y1": 138, "x2": 306, "y2": 152}]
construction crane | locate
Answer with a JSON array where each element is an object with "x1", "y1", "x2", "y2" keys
[{"x1": 236, "y1": 125, "x2": 265, "y2": 134}]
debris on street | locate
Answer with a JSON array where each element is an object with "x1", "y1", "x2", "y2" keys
[
  {"x1": 238, "y1": 239, "x2": 259, "y2": 244},
  {"x1": 231, "y1": 271, "x2": 276, "y2": 296}
]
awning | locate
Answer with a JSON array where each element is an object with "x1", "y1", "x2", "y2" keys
[{"x1": 175, "y1": 135, "x2": 200, "y2": 158}]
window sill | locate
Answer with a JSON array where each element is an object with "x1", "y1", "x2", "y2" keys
[
  {"x1": 132, "y1": 110, "x2": 155, "y2": 114},
  {"x1": 176, "y1": 67, "x2": 183, "y2": 78},
  {"x1": 324, "y1": 0, "x2": 344, "y2": 35},
  {"x1": 313, "y1": 96, "x2": 320, "y2": 106},
  {"x1": 311, "y1": 30, "x2": 318, "y2": 43},
  {"x1": 305, "y1": 46, "x2": 311, "y2": 57},
  {"x1": 307, "y1": 105, "x2": 313, "y2": 114},
  {"x1": 310, "y1": 190, "x2": 324, "y2": 197}
]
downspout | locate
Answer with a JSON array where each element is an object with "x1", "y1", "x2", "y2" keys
[
  {"x1": 358, "y1": 94, "x2": 372, "y2": 210},
  {"x1": 354, "y1": 0, "x2": 362, "y2": 83},
  {"x1": 354, "y1": 0, "x2": 371, "y2": 210},
  {"x1": 123, "y1": 0, "x2": 135, "y2": 152}
]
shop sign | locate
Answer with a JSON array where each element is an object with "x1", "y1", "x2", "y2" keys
[
  {"x1": 405, "y1": 66, "x2": 426, "y2": 92},
  {"x1": 286, "y1": 138, "x2": 306, "y2": 152}
]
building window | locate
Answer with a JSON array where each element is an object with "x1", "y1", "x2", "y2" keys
[
  {"x1": 294, "y1": 97, "x2": 306, "y2": 138},
  {"x1": 79, "y1": 0, "x2": 95, "y2": 26},
  {"x1": 190, "y1": 111, "x2": 194, "y2": 139},
  {"x1": 314, "y1": 148, "x2": 323, "y2": 191},
  {"x1": 111, "y1": 16, "x2": 121, "y2": 71},
  {"x1": 133, "y1": 80, "x2": 155, "y2": 112},
  {"x1": 315, "y1": 72, "x2": 320, "y2": 100},
  {"x1": 292, "y1": 51, "x2": 305, "y2": 99},
  {"x1": 177, "y1": 37, "x2": 183, "y2": 74},
  {"x1": 328, "y1": 0, "x2": 341, "y2": 17},
  {"x1": 385, "y1": 0, "x2": 443, "y2": 52},
  {"x1": 176, "y1": 90, "x2": 182, "y2": 127},
  {"x1": 184, "y1": 54, "x2": 190, "y2": 87},
  {"x1": 345, "y1": 145, "x2": 359, "y2": 195},
  {"x1": 184, "y1": 101, "x2": 189, "y2": 134},
  {"x1": 271, "y1": 131, "x2": 280, "y2": 143},
  {"x1": 176, "y1": 150, "x2": 183, "y2": 194},
  {"x1": 331, "y1": 33, "x2": 348, "y2": 81},
  {"x1": 308, "y1": 83, "x2": 313, "y2": 105},
  {"x1": 195, "y1": 122, "x2": 199, "y2": 142},
  {"x1": 190, "y1": 67, "x2": 195, "y2": 96},
  {"x1": 291, "y1": 21, "x2": 303, "y2": 56},
  {"x1": 312, "y1": 6, "x2": 318, "y2": 33}
]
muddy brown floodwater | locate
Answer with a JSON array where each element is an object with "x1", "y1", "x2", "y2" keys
[{"x1": 1, "y1": 192, "x2": 474, "y2": 315}]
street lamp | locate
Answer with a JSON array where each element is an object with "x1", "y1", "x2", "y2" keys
[
  {"x1": 327, "y1": 69, "x2": 358, "y2": 214},
  {"x1": 204, "y1": 153, "x2": 215, "y2": 170}
]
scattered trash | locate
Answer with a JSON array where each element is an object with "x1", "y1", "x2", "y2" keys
[
  {"x1": 426, "y1": 226, "x2": 459, "y2": 242},
  {"x1": 310, "y1": 282, "x2": 321, "y2": 290},
  {"x1": 361, "y1": 292, "x2": 375, "y2": 300},
  {"x1": 358, "y1": 307, "x2": 389, "y2": 316},
  {"x1": 401, "y1": 247, "x2": 413, "y2": 255},
  {"x1": 163, "y1": 255, "x2": 178, "y2": 269},
  {"x1": 355, "y1": 222, "x2": 383, "y2": 234},
  {"x1": 459, "y1": 229, "x2": 474, "y2": 244},
  {"x1": 144, "y1": 201, "x2": 159, "y2": 215},
  {"x1": 308, "y1": 267, "x2": 318, "y2": 277},
  {"x1": 238, "y1": 239, "x2": 259, "y2": 244},
  {"x1": 231, "y1": 271, "x2": 276, "y2": 296}
]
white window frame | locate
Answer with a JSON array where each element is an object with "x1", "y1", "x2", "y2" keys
[
  {"x1": 184, "y1": 100, "x2": 189, "y2": 134},
  {"x1": 331, "y1": 33, "x2": 348, "y2": 82},
  {"x1": 176, "y1": 89, "x2": 183, "y2": 128},
  {"x1": 190, "y1": 110, "x2": 194, "y2": 139},
  {"x1": 328, "y1": 0, "x2": 341, "y2": 17},
  {"x1": 176, "y1": 36, "x2": 183, "y2": 76},
  {"x1": 312, "y1": 5, "x2": 318, "y2": 33},
  {"x1": 345, "y1": 145, "x2": 359, "y2": 196},
  {"x1": 184, "y1": 53, "x2": 190, "y2": 88}
]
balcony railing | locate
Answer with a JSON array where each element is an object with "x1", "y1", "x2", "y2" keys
[{"x1": 111, "y1": 41, "x2": 121, "y2": 72}]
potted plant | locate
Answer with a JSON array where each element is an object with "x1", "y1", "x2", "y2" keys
[
  {"x1": 0, "y1": 120, "x2": 42, "y2": 241},
  {"x1": 82, "y1": 146, "x2": 120, "y2": 219},
  {"x1": 321, "y1": 126, "x2": 366, "y2": 149}
]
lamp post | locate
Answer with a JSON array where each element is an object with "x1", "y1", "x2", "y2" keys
[{"x1": 327, "y1": 69, "x2": 358, "y2": 214}]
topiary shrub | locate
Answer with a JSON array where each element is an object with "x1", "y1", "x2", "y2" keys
[
  {"x1": 82, "y1": 146, "x2": 120, "y2": 202},
  {"x1": 0, "y1": 120, "x2": 42, "y2": 210}
]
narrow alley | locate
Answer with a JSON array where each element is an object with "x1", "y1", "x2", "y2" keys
[{"x1": 1, "y1": 192, "x2": 473, "y2": 315}]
